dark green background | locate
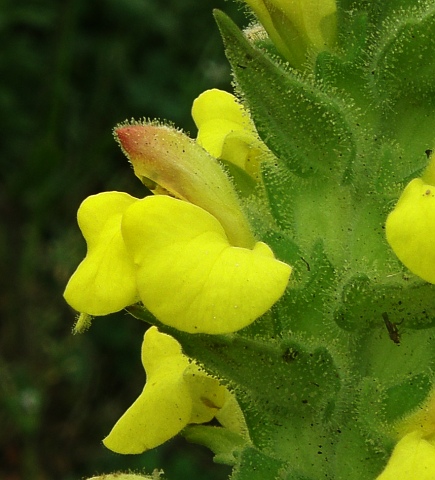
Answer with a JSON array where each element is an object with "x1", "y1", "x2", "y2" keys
[{"x1": 0, "y1": 1, "x2": 246, "y2": 478}]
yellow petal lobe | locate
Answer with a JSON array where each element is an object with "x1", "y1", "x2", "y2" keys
[
  {"x1": 385, "y1": 178, "x2": 435, "y2": 283},
  {"x1": 121, "y1": 196, "x2": 291, "y2": 334},
  {"x1": 64, "y1": 192, "x2": 139, "y2": 315},
  {"x1": 192, "y1": 89, "x2": 250, "y2": 133}
]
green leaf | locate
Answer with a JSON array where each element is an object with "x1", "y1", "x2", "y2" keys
[
  {"x1": 331, "y1": 415, "x2": 391, "y2": 480},
  {"x1": 230, "y1": 446, "x2": 289, "y2": 480},
  {"x1": 383, "y1": 373, "x2": 432, "y2": 423},
  {"x1": 371, "y1": 4, "x2": 435, "y2": 161},
  {"x1": 333, "y1": 275, "x2": 435, "y2": 333},
  {"x1": 354, "y1": 327, "x2": 435, "y2": 399},
  {"x1": 214, "y1": 10, "x2": 357, "y2": 182},
  {"x1": 372, "y1": 4, "x2": 435, "y2": 102},
  {"x1": 336, "y1": 10, "x2": 369, "y2": 62},
  {"x1": 338, "y1": 0, "x2": 422, "y2": 29}
]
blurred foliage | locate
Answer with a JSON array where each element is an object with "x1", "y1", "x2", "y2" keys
[{"x1": 0, "y1": 0, "x2": 246, "y2": 478}]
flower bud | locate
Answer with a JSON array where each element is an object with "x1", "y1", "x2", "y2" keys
[
  {"x1": 243, "y1": 0, "x2": 337, "y2": 68},
  {"x1": 115, "y1": 123, "x2": 255, "y2": 248}
]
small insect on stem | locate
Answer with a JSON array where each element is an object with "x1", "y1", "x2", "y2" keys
[
  {"x1": 300, "y1": 256, "x2": 311, "y2": 271},
  {"x1": 382, "y1": 312, "x2": 401, "y2": 345}
]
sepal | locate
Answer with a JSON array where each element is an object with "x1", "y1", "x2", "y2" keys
[{"x1": 182, "y1": 425, "x2": 248, "y2": 466}]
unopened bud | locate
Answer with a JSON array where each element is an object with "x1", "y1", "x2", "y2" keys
[
  {"x1": 115, "y1": 123, "x2": 255, "y2": 248},
  {"x1": 244, "y1": 0, "x2": 337, "y2": 68}
]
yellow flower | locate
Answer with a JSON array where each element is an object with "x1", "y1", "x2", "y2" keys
[
  {"x1": 103, "y1": 327, "x2": 229, "y2": 454},
  {"x1": 64, "y1": 191, "x2": 291, "y2": 334},
  {"x1": 121, "y1": 195, "x2": 291, "y2": 334},
  {"x1": 191, "y1": 89, "x2": 267, "y2": 178},
  {"x1": 63, "y1": 192, "x2": 139, "y2": 316},
  {"x1": 376, "y1": 431, "x2": 435, "y2": 480},
  {"x1": 385, "y1": 157, "x2": 435, "y2": 283},
  {"x1": 65, "y1": 122, "x2": 291, "y2": 333},
  {"x1": 243, "y1": 0, "x2": 337, "y2": 68},
  {"x1": 377, "y1": 387, "x2": 435, "y2": 479}
]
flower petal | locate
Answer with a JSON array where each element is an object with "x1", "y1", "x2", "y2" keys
[
  {"x1": 103, "y1": 327, "x2": 192, "y2": 454},
  {"x1": 64, "y1": 192, "x2": 139, "y2": 315},
  {"x1": 242, "y1": 0, "x2": 336, "y2": 67},
  {"x1": 195, "y1": 118, "x2": 244, "y2": 159},
  {"x1": 192, "y1": 89, "x2": 251, "y2": 132},
  {"x1": 268, "y1": 0, "x2": 337, "y2": 50},
  {"x1": 121, "y1": 195, "x2": 291, "y2": 334},
  {"x1": 183, "y1": 364, "x2": 227, "y2": 424},
  {"x1": 386, "y1": 178, "x2": 435, "y2": 283},
  {"x1": 192, "y1": 89, "x2": 265, "y2": 177}
]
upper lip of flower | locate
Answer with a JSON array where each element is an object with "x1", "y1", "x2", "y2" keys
[{"x1": 114, "y1": 122, "x2": 256, "y2": 249}]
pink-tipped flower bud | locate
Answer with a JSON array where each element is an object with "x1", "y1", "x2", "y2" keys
[{"x1": 115, "y1": 122, "x2": 255, "y2": 248}]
